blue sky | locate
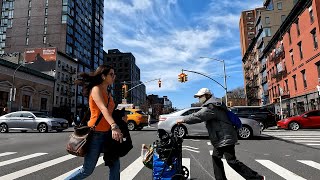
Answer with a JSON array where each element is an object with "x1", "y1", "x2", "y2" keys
[{"x1": 103, "y1": 0, "x2": 263, "y2": 109}]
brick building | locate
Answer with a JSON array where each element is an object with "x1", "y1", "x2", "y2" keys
[{"x1": 263, "y1": 0, "x2": 320, "y2": 116}]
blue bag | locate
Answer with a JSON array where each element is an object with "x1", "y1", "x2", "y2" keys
[
  {"x1": 153, "y1": 151, "x2": 179, "y2": 180},
  {"x1": 226, "y1": 111, "x2": 242, "y2": 129}
]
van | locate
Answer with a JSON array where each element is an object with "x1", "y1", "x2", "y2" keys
[
  {"x1": 125, "y1": 109, "x2": 148, "y2": 131},
  {"x1": 229, "y1": 106, "x2": 277, "y2": 130}
]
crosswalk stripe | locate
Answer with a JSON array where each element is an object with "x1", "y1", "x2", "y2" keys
[
  {"x1": 0, "y1": 152, "x2": 16, "y2": 157},
  {"x1": 52, "y1": 156, "x2": 105, "y2": 180},
  {"x1": 182, "y1": 158, "x2": 191, "y2": 180},
  {"x1": 298, "y1": 160, "x2": 320, "y2": 170},
  {"x1": 0, "y1": 153, "x2": 47, "y2": 167},
  {"x1": 306, "y1": 144, "x2": 320, "y2": 146},
  {"x1": 282, "y1": 138, "x2": 320, "y2": 140},
  {"x1": 0, "y1": 154, "x2": 75, "y2": 180},
  {"x1": 120, "y1": 157, "x2": 144, "y2": 180},
  {"x1": 182, "y1": 146, "x2": 199, "y2": 150},
  {"x1": 256, "y1": 160, "x2": 306, "y2": 180},
  {"x1": 222, "y1": 159, "x2": 245, "y2": 180}
]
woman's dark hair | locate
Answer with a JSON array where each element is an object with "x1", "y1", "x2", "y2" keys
[{"x1": 75, "y1": 65, "x2": 113, "y2": 96}]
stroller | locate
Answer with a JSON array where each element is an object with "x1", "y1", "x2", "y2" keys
[{"x1": 152, "y1": 128, "x2": 189, "y2": 180}]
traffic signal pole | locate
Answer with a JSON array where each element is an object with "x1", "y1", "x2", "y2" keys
[
  {"x1": 181, "y1": 69, "x2": 228, "y2": 105},
  {"x1": 125, "y1": 78, "x2": 161, "y2": 93}
]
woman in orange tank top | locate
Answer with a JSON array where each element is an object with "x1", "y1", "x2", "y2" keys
[{"x1": 66, "y1": 65, "x2": 122, "y2": 180}]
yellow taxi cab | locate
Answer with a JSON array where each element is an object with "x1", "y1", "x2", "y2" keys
[{"x1": 125, "y1": 109, "x2": 148, "y2": 131}]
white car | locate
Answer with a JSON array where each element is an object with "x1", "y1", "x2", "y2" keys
[{"x1": 158, "y1": 107, "x2": 261, "y2": 139}]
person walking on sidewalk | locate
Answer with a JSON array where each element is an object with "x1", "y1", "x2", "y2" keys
[{"x1": 176, "y1": 88, "x2": 265, "y2": 180}]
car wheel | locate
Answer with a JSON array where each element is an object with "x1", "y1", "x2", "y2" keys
[
  {"x1": 127, "y1": 121, "x2": 136, "y2": 131},
  {"x1": 173, "y1": 125, "x2": 187, "y2": 138},
  {"x1": 38, "y1": 123, "x2": 48, "y2": 133},
  {"x1": 0, "y1": 123, "x2": 8, "y2": 133},
  {"x1": 289, "y1": 122, "x2": 300, "y2": 131},
  {"x1": 238, "y1": 126, "x2": 252, "y2": 139}
]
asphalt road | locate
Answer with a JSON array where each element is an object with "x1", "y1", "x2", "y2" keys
[{"x1": 1, "y1": 125, "x2": 320, "y2": 180}]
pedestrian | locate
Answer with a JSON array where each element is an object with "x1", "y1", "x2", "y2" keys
[
  {"x1": 65, "y1": 65, "x2": 123, "y2": 180},
  {"x1": 176, "y1": 88, "x2": 265, "y2": 180}
]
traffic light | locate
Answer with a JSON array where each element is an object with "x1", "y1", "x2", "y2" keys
[
  {"x1": 158, "y1": 80, "x2": 161, "y2": 88},
  {"x1": 122, "y1": 84, "x2": 128, "y2": 99},
  {"x1": 178, "y1": 73, "x2": 187, "y2": 83}
]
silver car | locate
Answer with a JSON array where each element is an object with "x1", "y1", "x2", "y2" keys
[
  {"x1": 0, "y1": 111, "x2": 69, "y2": 133},
  {"x1": 158, "y1": 107, "x2": 261, "y2": 139}
]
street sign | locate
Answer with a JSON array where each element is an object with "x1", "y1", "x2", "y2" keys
[{"x1": 9, "y1": 88, "x2": 16, "y2": 102}]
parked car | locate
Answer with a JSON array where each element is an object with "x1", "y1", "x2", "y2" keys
[
  {"x1": 229, "y1": 106, "x2": 277, "y2": 130},
  {"x1": 0, "y1": 111, "x2": 69, "y2": 133},
  {"x1": 277, "y1": 110, "x2": 320, "y2": 130},
  {"x1": 125, "y1": 109, "x2": 148, "y2": 131},
  {"x1": 158, "y1": 107, "x2": 261, "y2": 139}
]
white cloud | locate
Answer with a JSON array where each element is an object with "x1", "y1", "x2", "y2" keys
[{"x1": 104, "y1": 0, "x2": 264, "y2": 93}]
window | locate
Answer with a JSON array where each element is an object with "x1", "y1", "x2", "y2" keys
[
  {"x1": 265, "y1": 17, "x2": 270, "y2": 24},
  {"x1": 55, "y1": 96, "x2": 59, "y2": 105},
  {"x1": 301, "y1": 70, "x2": 307, "y2": 88},
  {"x1": 309, "y1": 6, "x2": 314, "y2": 23},
  {"x1": 44, "y1": 17, "x2": 47, "y2": 25},
  {"x1": 28, "y1": 0, "x2": 32, "y2": 8},
  {"x1": 45, "y1": 8, "x2": 48, "y2": 16},
  {"x1": 57, "y1": 83, "x2": 60, "y2": 91},
  {"x1": 25, "y1": 37, "x2": 29, "y2": 45},
  {"x1": 277, "y1": 2, "x2": 282, "y2": 10},
  {"x1": 290, "y1": 50, "x2": 294, "y2": 65},
  {"x1": 45, "y1": 0, "x2": 48, "y2": 7},
  {"x1": 26, "y1": 28, "x2": 30, "y2": 36},
  {"x1": 317, "y1": 62, "x2": 320, "y2": 81},
  {"x1": 296, "y1": 20, "x2": 300, "y2": 36},
  {"x1": 285, "y1": 79, "x2": 288, "y2": 92},
  {"x1": 22, "y1": 95, "x2": 31, "y2": 109},
  {"x1": 288, "y1": 30, "x2": 292, "y2": 44},
  {"x1": 281, "y1": 15, "x2": 286, "y2": 23},
  {"x1": 311, "y1": 28, "x2": 318, "y2": 49},
  {"x1": 293, "y1": 75, "x2": 297, "y2": 91},
  {"x1": 27, "y1": 19, "x2": 30, "y2": 26},
  {"x1": 43, "y1": 36, "x2": 47, "y2": 44},
  {"x1": 264, "y1": 27, "x2": 271, "y2": 37},
  {"x1": 61, "y1": 15, "x2": 67, "y2": 23},
  {"x1": 28, "y1": 10, "x2": 31, "y2": 17},
  {"x1": 40, "y1": 98, "x2": 47, "y2": 110},
  {"x1": 298, "y1": 41, "x2": 303, "y2": 59}
]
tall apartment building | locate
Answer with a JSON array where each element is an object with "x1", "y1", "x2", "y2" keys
[
  {"x1": 241, "y1": 0, "x2": 295, "y2": 106},
  {"x1": 104, "y1": 49, "x2": 146, "y2": 106},
  {"x1": 239, "y1": 9, "x2": 257, "y2": 57},
  {"x1": 0, "y1": 0, "x2": 104, "y2": 70},
  {"x1": 262, "y1": 0, "x2": 320, "y2": 116},
  {"x1": 0, "y1": 0, "x2": 104, "y2": 116}
]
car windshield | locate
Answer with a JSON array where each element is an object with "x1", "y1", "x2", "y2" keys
[
  {"x1": 33, "y1": 113, "x2": 51, "y2": 118},
  {"x1": 136, "y1": 110, "x2": 146, "y2": 115}
]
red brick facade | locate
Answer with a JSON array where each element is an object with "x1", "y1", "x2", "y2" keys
[{"x1": 266, "y1": 0, "x2": 320, "y2": 116}]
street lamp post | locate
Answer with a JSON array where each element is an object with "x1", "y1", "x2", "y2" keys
[
  {"x1": 200, "y1": 57, "x2": 228, "y2": 106},
  {"x1": 9, "y1": 62, "x2": 33, "y2": 112}
]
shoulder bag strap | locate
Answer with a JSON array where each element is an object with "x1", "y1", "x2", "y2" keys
[{"x1": 93, "y1": 92, "x2": 111, "y2": 127}]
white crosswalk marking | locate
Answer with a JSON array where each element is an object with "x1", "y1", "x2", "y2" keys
[
  {"x1": 0, "y1": 152, "x2": 16, "y2": 157},
  {"x1": 222, "y1": 159, "x2": 245, "y2": 180},
  {"x1": 0, "y1": 154, "x2": 75, "y2": 180},
  {"x1": 52, "y1": 156, "x2": 105, "y2": 180},
  {"x1": 182, "y1": 158, "x2": 191, "y2": 180},
  {"x1": 298, "y1": 160, "x2": 320, "y2": 170},
  {"x1": 120, "y1": 157, "x2": 144, "y2": 180},
  {"x1": 0, "y1": 153, "x2": 47, "y2": 167},
  {"x1": 256, "y1": 160, "x2": 306, "y2": 180}
]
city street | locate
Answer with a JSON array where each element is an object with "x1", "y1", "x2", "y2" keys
[{"x1": 1, "y1": 124, "x2": 320, "y2": 180}]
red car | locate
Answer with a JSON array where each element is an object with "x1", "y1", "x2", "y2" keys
[{"x1": 277, "y1": 110, "x2": 320, "y2": 130}]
